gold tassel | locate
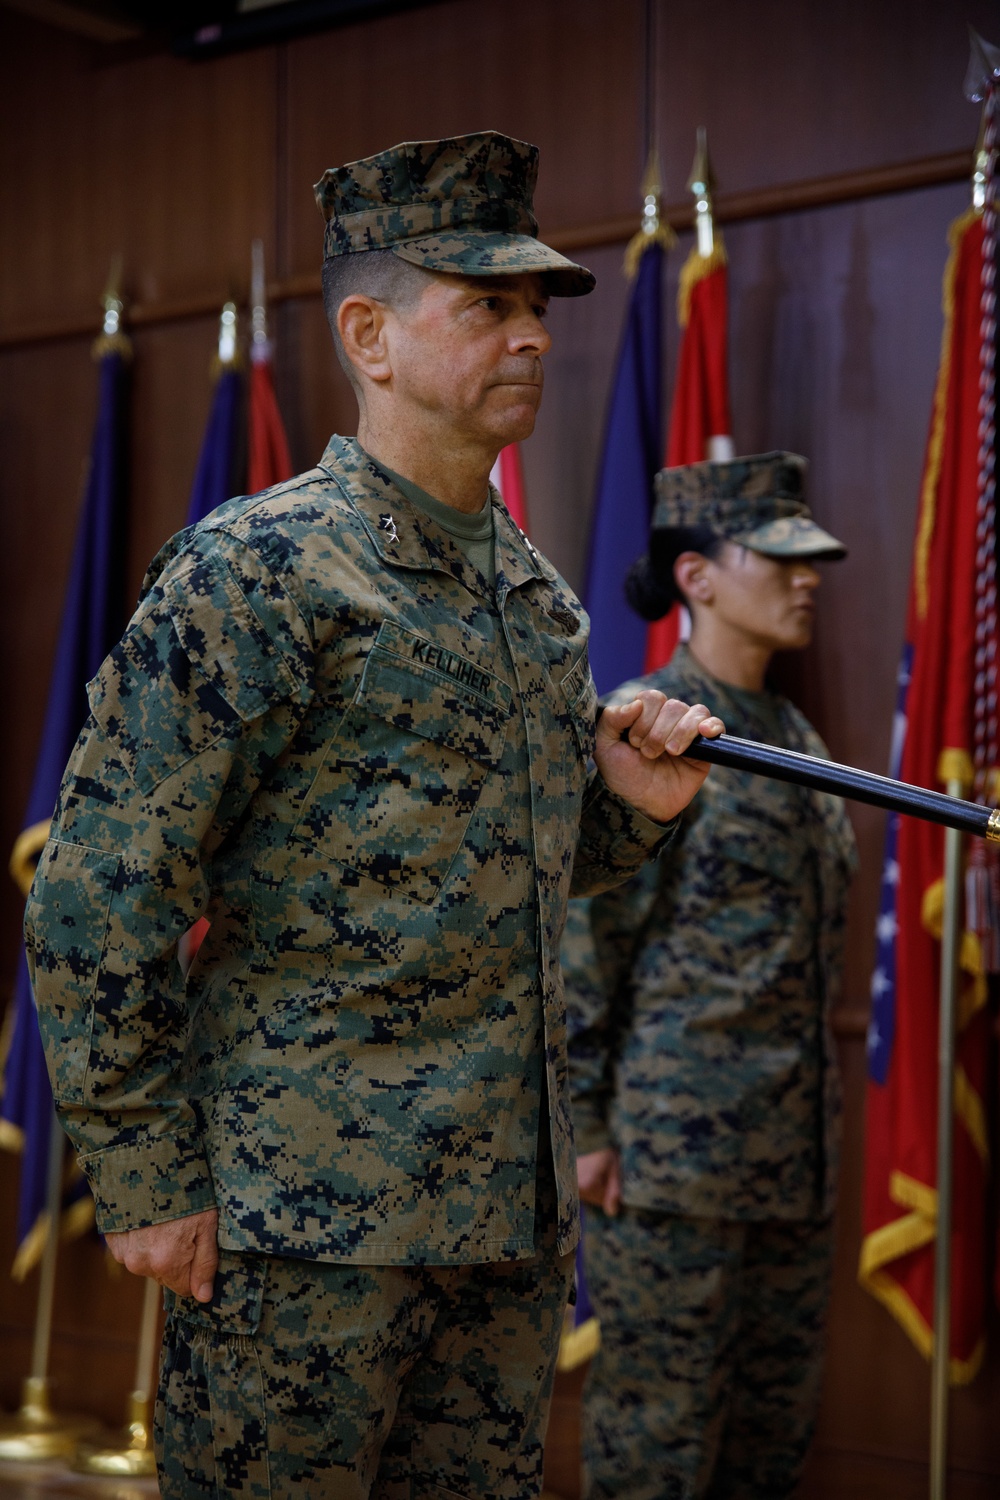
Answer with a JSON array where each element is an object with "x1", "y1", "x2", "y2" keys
[{"x1": 676, "y1": 235, "x2": 728, "y2": 327}]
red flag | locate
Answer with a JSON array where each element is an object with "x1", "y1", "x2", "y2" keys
[
  {"x1": 490, "y1": 443, "x2": 529, "y2": 533},
  {"x1": 248, "y1": 347, "x2": 293, "y2": 494},
  {"x1": 645, "y1": 240, "x2": 733, "y2": 672},
  {"x1": 859, "y1": 207, "x2": 993, "y2": 1383}
]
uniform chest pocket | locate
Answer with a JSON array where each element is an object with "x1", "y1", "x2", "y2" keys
[
  {"x1": 701, "y1": 791, "x2": 810, "y2": 890},
  {"x1": 294, "y1": 627, "x2": 511, "y2": 905}
]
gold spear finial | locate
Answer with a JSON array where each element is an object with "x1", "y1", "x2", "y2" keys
[
  {"x1": 687, "y1": 127, "x2": 717, "y2": 258},
  {"x1": 93, "y1": 254, "x2": 131, "y2": 359},
  {"x1": 623, "y1": 146, "x2": 676, "y2": 278},
  {"x1": 676, "y1": 129, "x2": 728, "y2": 329}
]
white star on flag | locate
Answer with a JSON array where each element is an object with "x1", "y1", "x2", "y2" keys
[
  {"x1": 870, "y1": 967, "x2": 890, "y2": 1000},
  {"x1": 876, "y1": 911, "x2": 898, "y2": 945},
  {"x1": 866, "y1": 1021, "x2": 882, "y2": 1060}
]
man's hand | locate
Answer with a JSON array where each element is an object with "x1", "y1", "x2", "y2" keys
[
  {"x1": 106, "y1": 1207, "x2": 219, "y2": 1303},
  {"x1": 577, "y1": 1148, "x2": 621, "y2": 1217},
  {"x1": 594, "y1": 692, "x2": 724, "y2": 825}
]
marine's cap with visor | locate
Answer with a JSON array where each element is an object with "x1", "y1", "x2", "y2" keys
[
  {"x1": 314, "y1": 130, "x2": 596, "y2": 297},
  {"x1": 653, "y1": 451, "x2": 847, "y2": 559}
]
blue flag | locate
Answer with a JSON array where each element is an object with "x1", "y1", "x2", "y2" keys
[
  {"x1": 187, "y1": 365, "x2": 243, "y2": 526},
  {"x1": 0, "y1": 346, "x2": 130, "y2": 1276},
  {"x1": 583, "y1": 242, "x2": 664, "y2": 696}
]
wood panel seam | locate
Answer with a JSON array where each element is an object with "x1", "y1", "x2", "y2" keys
[{"x1": 0, "y1": 149, "x2": 972, "y2": 352}]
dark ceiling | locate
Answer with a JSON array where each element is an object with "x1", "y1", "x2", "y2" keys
[{"x1": 1, "y1": 0, "x2": 441, "y2": 56}]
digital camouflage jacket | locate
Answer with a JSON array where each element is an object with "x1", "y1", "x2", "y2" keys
[
  {"x1": 564, "y1": 645, "x2": 858, "y2": 1221},
  {"x1": 25, "y1": 437, "x2": 671, "y2": 1264}
]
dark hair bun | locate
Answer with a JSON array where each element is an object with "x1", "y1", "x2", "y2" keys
[{"x1": 625, "y1": 554, "x2": 678, "y2": 621}]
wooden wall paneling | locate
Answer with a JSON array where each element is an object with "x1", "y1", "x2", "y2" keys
[
  {"x1": 0, "y1": 10, "x2": 279, "y2": 335},
  {"x1": 280, "y1": 0, "x2": 647, "y2": 282},
  {"x1": 0, "y1": 336, "x2": 98, "y2": 968},
  {"x1": 274, "y1": 293, "x2": 358, "y2": 470},
  {"x1": 654, "y1": 0, "x2": 994, "y2": 202},
  {"x1": 125, "y1": 314, "x2": 232, "y2": 598}
]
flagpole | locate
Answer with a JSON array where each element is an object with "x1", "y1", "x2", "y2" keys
[
  {"x1": 0, "y1": 1111, "x2": 97, "y2": 1460},
  {"x1": 0, "y1": 262, "x2": 132, "y2": 1464},
  {"x1": 74, "y1": 1275, "x2": 159, "y2": 1476},
  {"x1": 928, "y1": 790, "x2": 964, "y2": 1499}
]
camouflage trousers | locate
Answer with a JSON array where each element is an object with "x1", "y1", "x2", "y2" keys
[
  {"x1": 580, "y1": 1208, "x2": 834, "y2": 1500},
  {"x1": 155, "y1": 1238, "x2": 574, "y2": 1500}
]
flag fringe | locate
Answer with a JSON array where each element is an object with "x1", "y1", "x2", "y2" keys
[
  {"x1": 937, "y1": 747, "x2": 976, "y2": 791},
  {"x1": 955, "y1": 1062, "x2": 990, "y2": 1163},
  {"x1": 9, "y1": 1175, "x2": 96, "y2": 1280},
  {"x1": 857, "y1": 1171, "x2": 985, "y2": 1385},
  {"x1": 62, "y1": 1191, "x2": 96, "y2": 1244},
  {"x1": 676, "y1": 236, "x2": 728, "y2": 328},
  {"x1": 858, "y1": 1263, "x2": 985, "y2": 1385},
  {"x1": 9, "y1": 819, "x2": 50, "y2": 899},
  {"x1": 914, "y1": 207, "x2": 979, "y2": 622},
  {"x1": 91, "y1": 331, "x2": 132, "y2": 362},
  {"x1": 920, "y1": 879, "x2": 988, "y2": 1032},
  {"x1": 623, "y1": 223, "x2": 676, "y2": 281},
  {"x1": 0, "y1": 1001, "x2": 22, "y2": 1153},
  {"x1": 556, "y1": 1312, "x2": 601, "y2": 1372},
  {"x1": 12, "y1": 1210, "x2": 51, "y2": 1282}
]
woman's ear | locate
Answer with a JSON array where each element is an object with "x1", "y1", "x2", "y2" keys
[
  {"x1": 337, "y1": 295, "x2": 393, "y2": 385},
  {"x1": 674, "y1": 551, "x2": 713, "y2": 605}
]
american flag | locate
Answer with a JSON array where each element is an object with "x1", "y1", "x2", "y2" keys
[{"x1": 867, "y1": 643, "x2": 913, "y2": 1085}]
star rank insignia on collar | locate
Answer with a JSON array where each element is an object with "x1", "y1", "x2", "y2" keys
[{"x1": 379, "y1": 513, "x2": 398, "y2": 544}]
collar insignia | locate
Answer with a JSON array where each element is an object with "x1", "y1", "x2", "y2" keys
[{"x1": 379, "y1": 513, "x2": 398, "y2": 544}]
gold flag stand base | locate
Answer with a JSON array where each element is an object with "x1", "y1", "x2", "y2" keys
[
  {"x1": 74, "y1": 1391, "x2": 157, "y2": 1477},
  {"x1": 0, "y1": 1376, "x2": 98, "y2": 1462}
]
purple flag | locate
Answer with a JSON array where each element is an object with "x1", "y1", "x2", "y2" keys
[
  {"x1": 583, "y1": 243, "x2": 664, "y2": 696},
  {"x1": 1, "y1": 348, "x2": 130, "y2": 1275}
]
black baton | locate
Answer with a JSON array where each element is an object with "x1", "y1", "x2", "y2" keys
[{"x1": 680, "y1": 733, "x2": 1000, "y2": 843}]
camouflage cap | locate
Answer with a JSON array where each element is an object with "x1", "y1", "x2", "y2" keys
[
  {"x1": 653, "y1": 451, "x2": 847, "y2": 559},
  {"x1": 313, "y1": 131, "x2": 595, "y2": 297}
]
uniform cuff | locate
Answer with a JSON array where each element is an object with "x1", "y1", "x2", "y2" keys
[
  {"x1": 580, "y1": 775, "x2": 677, "y2": 864},
  {"x1": 79, "y1": 1129, "x2": 216, "y2": 1233}
]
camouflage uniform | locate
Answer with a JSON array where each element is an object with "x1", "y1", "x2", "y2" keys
[
  {"x1": 565, "y1": 455, "x2": 856, "y2": 1500},
  {"x1": 157, "y1": 1174, "x2": 569, "y2": 1498},
  {"x1": 23, "y1": 135, "x2": 647, "y2": 1498},
  {"x1": 25, "y1": 436, "x2": 674, "y2": 1492}
]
